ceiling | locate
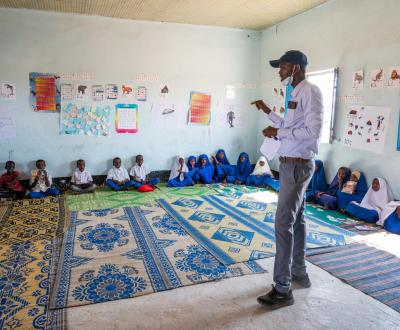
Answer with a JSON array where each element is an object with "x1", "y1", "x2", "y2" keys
[{"x1": 0, "y1": 0, "x2": 327, "y2": 30}]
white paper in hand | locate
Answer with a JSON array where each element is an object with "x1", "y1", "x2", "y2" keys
[{"x1": 260, "y1": 137, "x2": 281, "y2": 160}]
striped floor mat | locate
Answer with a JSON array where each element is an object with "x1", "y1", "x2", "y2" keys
[{"x1": 306, "y1": 243, "x2": 400, "y2": 313}]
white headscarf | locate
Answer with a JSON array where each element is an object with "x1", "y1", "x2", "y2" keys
[
  {"x1": 377, "y1": 201, "x2": 400, "y2": 226},
  {"x1": 251, "y1": 156, "x2": 272, "y2": 176},
  {"x1": 169, "y1": 156, "x2": 188, "y2": 181},
  {"x1": 358, "y1": 178, "x2": 394, "y2": 221}
]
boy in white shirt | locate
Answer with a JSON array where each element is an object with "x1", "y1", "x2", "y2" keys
[
  {"x1": 129, "y1": 154, "x2": 160, "y2": 186},
  {"x1": 106, "y1": 157, "x2": 138, "y2": 191},
  {"x1": 70, "y1": 159, "x2": 96, "y2": 193},
  {"x1": 29, "y1": 159, "x2": 60, "y2": 198}
]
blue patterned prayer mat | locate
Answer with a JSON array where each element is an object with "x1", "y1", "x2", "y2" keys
[
  {"x1": 0, "y1": 239, "x2": 65, "y2": 330},
  {"x1": 50, "y1": 206, "x2": 264, "y2": 308},
  {"x1": 307, "y1": 243, "x2": 400, "y2": 313},
  {"x1": 158, "y1": 193, "x2": 356, "y2": 265}
]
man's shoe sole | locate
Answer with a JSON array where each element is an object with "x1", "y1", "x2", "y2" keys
[{"x1": 257, "y1": 298, "x2": 295, "y2": 310}]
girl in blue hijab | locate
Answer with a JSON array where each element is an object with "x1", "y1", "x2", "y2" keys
[
  {"x1": 306, "y1": 159, "x2": 328, "y2": 201},
  {"x1": 187, "y1": 155, "x2": 199, "y2": 183},
  {"x1": 337, "y1": 170, "x2": 368, "y2": 210},
  {"x1": 196, "y1": 154, "x2": 214, "y2": 184},
  {"x1": 213, "y1": 149, "x2": 231, "y2": 182},
  {"x1": 234, "y1": 152, "x2": 252, "y2": 184},
  {"x1": 214, "y1": 149, "x2": 230, "y2": 165},
  {"x1": 313, "y1": 166, "x2": 351, "y2": 210}
]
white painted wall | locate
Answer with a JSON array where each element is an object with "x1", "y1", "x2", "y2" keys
[
  {"x1": 258, "y1": 0, "x2": 400, "y2": 198},
  {"x1": 0, "y1": 8, "x2": 261, "y2": 177}
]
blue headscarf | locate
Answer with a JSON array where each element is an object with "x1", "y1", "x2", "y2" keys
[
  {"x1": 196, "y1": 154, "x2": 214, "y2": 184},
  {"x1": 215, "y1": 149, "x2": 230, "y2": 165},
  {"x1": 235, "y1": 152, "x2": 252, "y2": 179},
  {"x1": 187, "y1": 156, "x2": 197, "y2": 171},
  {"x1": 196, "y1": 154, "x2": 211, "y2": 168},
  {"x1": 309, "y1": 159, "x2": 328, "y2": 193},
  {"x1": 326, "y1": 167, "x2": 351, "y2": 196}
]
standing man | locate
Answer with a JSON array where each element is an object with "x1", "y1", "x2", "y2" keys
[{"x1": 252, "y1": 50, "x2": 323, "y2": 310}]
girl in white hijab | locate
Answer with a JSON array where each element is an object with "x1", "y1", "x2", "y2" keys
[
  {"x1": 167, "y1": 156, "x2": 194, "y2": 187},
  {"x1": 345, "y1": 177, "x2": 394, "y2": 223},
  {"x1": 246, "y1": 156, "x2": 275, "y2": 187}
]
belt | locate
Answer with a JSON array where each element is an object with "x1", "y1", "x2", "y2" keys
[{"x1": 279, "y1": 156, "x2": 310, "y2": 163}]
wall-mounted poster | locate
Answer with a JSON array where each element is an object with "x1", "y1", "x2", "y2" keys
[
  {"x1": 352, "y1": 70, "x2": 364, "y2": 89},
  {"x1": 343, "y1": 105, "x2": 391, "y2": 154},
  {"x1": 136, "y1": 86, "x2": 147, "y2": 101},
  {"x1": 29, "y1": 72, "x2": 61, "y2": 112},
  {"x1": 370, "y1": 68, "x2": 384, "y2": 89},
  {"x1": 387, "y1": 67, "x2": 400, "y2": 88},
  {"x1": 92, "y1": 85, "x2": 104, "y2": 102},
  {"x1": 106, "y1": 84, "x2": 118, "y2": 100},
  {"x1": 115, "y1": 103, "x2": 138, "y2": 133},
  {"x1": 60, "y1": 103, "x2": 111, "y2": 136},
  {"x1": 188, "y1": 92, "x2": 211, "y2": 125},
  {"x1": 1, "y1": 83, "x2": 16, "y2": 100}
]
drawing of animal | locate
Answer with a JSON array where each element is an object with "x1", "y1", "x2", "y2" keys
[
  {"x1": 353, "y1": 72, "x2": 363, "y2": 87},
  {"x1": 122, "y1": 85, "x2": 133, "y2": 94},
  {"x1": 388, "y1": 69, "x2": 400, "y2": 86},
  {"x1": 78, "y1": 85, "x2": 87, "y2": 94},
  {"x1": 371, "y1": 69, "x2": 383, "y2": 87}
]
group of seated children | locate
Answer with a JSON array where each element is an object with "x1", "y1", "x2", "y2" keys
[
  {"x1": 106, "y1": 155, "x2": 160, "y2": 191},
  {"x1": 166, "y1": 149, "x2": 280, "y2": 191},
  {"x1": 307, "y1": 160, "x2": 399, "y2": 233}
]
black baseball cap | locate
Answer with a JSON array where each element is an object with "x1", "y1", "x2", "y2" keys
[{"x1": 269, "y1": 50, "x2": 308, "y2": 68}]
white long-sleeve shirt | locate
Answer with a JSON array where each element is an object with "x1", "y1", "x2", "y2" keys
[{"x1": 268, "y1": 79, "x2": 323, "y2": 159}]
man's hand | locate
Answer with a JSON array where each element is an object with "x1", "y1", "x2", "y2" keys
[
  {"x1": 262, "y1": 126, "x2": 278, "y2": 138},
  {"x1": 251, "y1": 100, "x2": 271, "y2": 114}
]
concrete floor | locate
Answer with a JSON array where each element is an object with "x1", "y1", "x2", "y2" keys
[{"x1": 65, "y1": 257, "x2": 400, "y2": 330}]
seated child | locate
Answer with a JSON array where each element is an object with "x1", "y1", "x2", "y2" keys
[
  {"x1": 129, "y1": 155, "x2": 160, "y2": 186},
  {"x1": 0, "y1": 161, "x2": 24, "y2": 199},
  {"x1": 233, "y1": 152, "x2": 252, "y2": 185},
  {"x1": 381, "y1": 202, "x2": 400, "y2": 234},
  {"x1": 106, "y1": 157, "x2": 138, "y2": 191},
  {"x1": 246, "y1": 156, "x2": 272, "y2": 186},
  {"x1": 29, "y1": 159, "x2": 60, "y2": 198},
  {"x1": 311, "y1": 166, "x2": 350, "y2": 209},
  {"x1": 213, "y1": 149, "x2": 231, "y2": 182},
  {"x1": 167, "y1": 156, "x2": 194, "y2": 187},
  {"x1": 337, "y1": 170, "x2": 368, "y2": 210},
  {"x1": 187, "y1": 156, "x2": 199, "y2": 183},
  {"x1": 70, "y1": 159, "x2": 96, "y2": 193},
  {"x1": 214, "y1": 149, "x2": 230, "y2": 165},
  {"x1": 345, "y1": 178, "x2": 394, "y2": 223},
  {"x1": 196, "y1": 154, "x2": 214, "y2": 184},
  {"x1": 306, "y1": 160, "x2": 327, "y2": 201}
]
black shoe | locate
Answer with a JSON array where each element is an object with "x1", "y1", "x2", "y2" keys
[
  {"x1": 257, "y1": 285, "x2": 294, "y2": 310},
  {"x1": 292, "y1": 274, "x2": 312, "y2": 288}
]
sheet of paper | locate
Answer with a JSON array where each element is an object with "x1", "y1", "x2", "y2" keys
[
  {"x1": 0, "y1": 105, "x2": 16, "y2": 139},
  {"x1": 1, "y1": 83, "x2": 16, "y2": 100},
  {"x1": 152, "y1": 102, "x2": 185, "y2": 129},
  {"x1": 115, "y1": 104, "x2": 138, "y2": 133},
  {"x1": 260, "y1": 137, "x2": 281, "y2": 160},
  {"x1": 61, "y1": 83, "x2": 74, "y2": 100}
]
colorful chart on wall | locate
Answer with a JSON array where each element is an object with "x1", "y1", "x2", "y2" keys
[
  {"x1": 343, "y1": 105, "x2": 391, "y2": 154},
  {"x1": 29, "y1": 72, "x2": 61, "y2": 112},
  {"x1": 60, "y1": 103, "x2": 111, "y2": 136},
  {"x1": 115, "y1": 103, "x2": 138, "y2": 133},
  {"x1": 188, "y1": 92, "x2": 211, "y2": 125}
]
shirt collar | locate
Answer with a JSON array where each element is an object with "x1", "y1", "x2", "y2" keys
[{"x1": 290, "y1": 79, "x2": 307, "y2": 99}]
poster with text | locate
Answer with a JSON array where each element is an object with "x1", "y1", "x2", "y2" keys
[
  {"x1": 0, "y1": 105, "x2": 16, "y2": 139},
  {"x1": 115, "y1": 103, "x2": 138, "y2": 133},
  {"x1": 343, "y1": 105, "x2": 391, "y2": 154}
]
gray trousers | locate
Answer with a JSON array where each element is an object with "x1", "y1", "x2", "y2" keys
[{"x1": 273, "y1": 160, "x2": 314, "y2": 294}]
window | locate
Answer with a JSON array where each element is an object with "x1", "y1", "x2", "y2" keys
[{"x1": 306, "y1": 68, "x2": 338, "y2": 144}]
